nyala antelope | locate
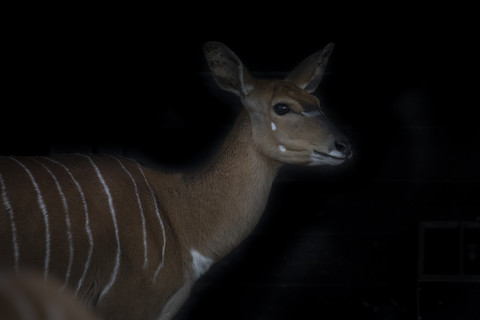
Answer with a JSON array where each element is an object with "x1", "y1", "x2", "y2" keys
[{"x1": 0, "y1": 42, "x2": 352, "y2": 319}]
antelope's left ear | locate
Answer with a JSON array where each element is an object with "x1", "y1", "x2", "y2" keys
[
  {"x1": 204, "y1": 41, "x2": 254, "y2": 97},
  {"x1": 285, "y1": 43, "x2": 335, "y2": 93}
]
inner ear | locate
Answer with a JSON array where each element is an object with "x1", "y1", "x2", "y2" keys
[
  {"x1": 285, "y1": 43, "x2": 334, "y2": 93},
  {"x1": 204, "y1": 42, "x2": 254, "y2": 96}
]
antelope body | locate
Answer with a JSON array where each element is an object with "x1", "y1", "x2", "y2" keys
[
  {"x1": 0, "y1": 271, "x2": 100, "y2": 320},
  {"x1": 0, "y1": 42, "x2": 352, "y2": 319}
]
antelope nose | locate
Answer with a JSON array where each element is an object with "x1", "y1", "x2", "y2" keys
[{"x1": 334, "y1": 140, "x2": 352, "y2": 156}]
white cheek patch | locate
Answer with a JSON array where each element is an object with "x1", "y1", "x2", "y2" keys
[
  {"x1": 278, "y1": 145, "x2": 287, "y2": 152},
  {"x1": 271, "y1": 122, "x2": 277, "y2": 131}
]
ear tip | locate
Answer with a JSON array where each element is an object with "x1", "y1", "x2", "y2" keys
[
  {"x1": 203, "y1": 41, "x2": 227, "y2": 52},
  {"x1": 204, "y1": 41, "x2": 219, "y2": 47},
  {"x1": 325, "y1": 42, "x2": 335, "y2": 51},
  {"x1": 203, "y1": 41, "x2": 217, "y2": 53}
]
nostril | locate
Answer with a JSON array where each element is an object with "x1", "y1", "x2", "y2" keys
[{"x1": 334, "y1": 140, "x2": 352, "y2": 155}]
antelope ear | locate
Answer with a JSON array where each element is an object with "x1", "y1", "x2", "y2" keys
[
  {"x1": 285, "y1": 43, "x2": 334, "y2": 93},
  {"x1": 204, "y1": 41, "x2": 254, "y2": 97}
]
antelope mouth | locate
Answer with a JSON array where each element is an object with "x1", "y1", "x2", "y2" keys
[
  {"x1": 311, "y1": 150, "x2": 350, "y2": 166},
  {"x1": 313, "y1": 150, "x2": 348, "y2": 161}
]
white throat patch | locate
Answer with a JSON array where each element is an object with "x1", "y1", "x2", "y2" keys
[{"x1": 190, "y1": 249, "x2": 214, "y2": 280}]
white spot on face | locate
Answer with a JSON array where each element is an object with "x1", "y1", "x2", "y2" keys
[
  {"x1": 278, "y1": 145, "x2": 287, "y2": 152},
  {"x1": 190, "y1": 249, "x2": 214, "y2": 280},
  {"x1": 271, "y1": 122, "x2": 277, "y2": 131}
]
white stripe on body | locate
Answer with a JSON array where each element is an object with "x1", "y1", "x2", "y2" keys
[
  {"x1": 83, "y1": 155, "x2": 121, "y2": 302},
  {"x1": 35, "y1": 159, "x2": 74, "y2": 291},
  {"x1": 112, "y1": 156, "x2": 149, "y2": 269},
  {"x1": 9, "y1": 157, "x2": 51, "y2": 281},
  {"x1": 42, "y1": 157, "x2": 94, "y2": 296},
  {"x1": 0, "y1": 174, "x2": 20, "y2": 272},
  {"x1": 135, "y1": 162, "x2": 167, "y2": 282}
]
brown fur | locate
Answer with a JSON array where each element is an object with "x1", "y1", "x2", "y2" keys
[
  {"x1": 0, "y1": 42, "x2": 350, "y2": 319},
  {"x1": 0, "y1": 271, "x2": 100, "y2": 320}
]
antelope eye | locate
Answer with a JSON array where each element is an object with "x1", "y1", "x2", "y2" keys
[{"x1": 273, "y1": 103, "x2": 290, "y2": 115}]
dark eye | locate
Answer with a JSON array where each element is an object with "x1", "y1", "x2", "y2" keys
[{"x1": 273, "y1": 103, "x2": 290, "y2": 115}]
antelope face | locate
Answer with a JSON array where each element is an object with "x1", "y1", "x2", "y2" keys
[
  {"x1": 246, "y1": 80, "x2": 352, "y2": 166},
  {"x1": 204, "y1": 41, "x2": 352, "y2": 166}
]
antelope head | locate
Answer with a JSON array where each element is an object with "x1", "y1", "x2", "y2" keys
[{"x1": 204, "y1": 41, "x2": 352, "y2": 166}]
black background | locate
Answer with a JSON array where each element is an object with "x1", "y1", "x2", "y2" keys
[{"x1": 3, "y1": 5, "x2": 479, "y2": 319}]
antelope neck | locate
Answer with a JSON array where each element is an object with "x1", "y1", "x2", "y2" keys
[{"x1": 180, "y1": 110, "x2": 281, "y2": 260}]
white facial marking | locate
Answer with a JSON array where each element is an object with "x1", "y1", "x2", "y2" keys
[
  {"x1": 328, "y1": 150, "x2": 345, "y2": 159},
  {"x1": 310, "y1": 151, "x2": 346, "y2": 166},
  {"x1": 278, "y1": 145, "x2": 287, "y2": 152},
  {"x1": 190, "y1": 249, "x2": 214, "y2": 280},
  {"x1": 301, "y1": 110, "x2": 324, "y2": 117},
  {"x1": 271, "y1": 122, "x2": 277, "y2": 131}
]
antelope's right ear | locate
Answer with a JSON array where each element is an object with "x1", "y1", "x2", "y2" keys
[
  {"x1": 285, "y1": 43, "x2": 335, "y2": 93},
  {"x1": 204, "y1": 42, "x2": 254, "y2": 97}
]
